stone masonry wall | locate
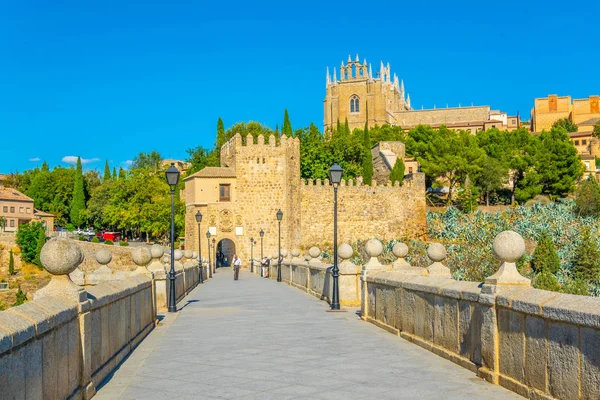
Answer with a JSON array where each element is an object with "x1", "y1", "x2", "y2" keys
[
  {"x1": 299, "y1": 173, "x2": 427, "y2": 248},
  {"x1": 396, "y1": 106, "x2": 490, "y2": 127}
]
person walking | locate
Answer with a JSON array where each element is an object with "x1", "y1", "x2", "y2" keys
[{"x1": 233, "y1": 254, "x2": 242, "y2": 281}]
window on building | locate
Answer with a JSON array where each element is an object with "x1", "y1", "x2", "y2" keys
[
  {"x1": 219, "y1": 184, "x2": 231, "y2": 202},
  {"x1": 585, "y1": 162, "x2": 590, "y2": 171},
  {"x1": 19, "y1": 207, "x2": 23, "y2": 213},
  {"x1": 491, "y1": 125, "x2": 496, "y2": 129},
  {"x1": 9, "y1": 220, "x2": 14, "y2": 228},
  {"x1": 575, "y1": 140, "x2": 580, "y2": 145},
  {"x1": 26, "y1": 208, "x2": 30, "y2": 214},
  {"x1": 350, "y1": 95, "x2": 360, "y2": 113},
  {"x1": 582, "y1": 140, "x2": 587, "y2": 145},
  {"x1": 512, "y1": 119, "x2": 517, "y2": 124},
  {"x1": 2, "y1": 206, "x2": 6, "y2": 212},
  {"x1": 409, "y1": 167, "x2": 413, "y2": 173},
  {"x1": 10, "y1": 207, "x2": 14, "y2": 213}
]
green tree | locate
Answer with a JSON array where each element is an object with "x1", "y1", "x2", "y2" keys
[
  {"x1": 572, "y1": 227, "x2": 600, "y2": 282},
  {"x1": 33, "y1": 228, "x2": 46, "y2": 268},
  {"x1": 475, "y1": 155, "x2": 508, "y2": 206},
  {"x1": 362, "y1": 121, "x2": 373, "y2": 184},
  {"x1": 531, "y1": 231, "x2": 560, "y2": 274},
  {"x1": 216, "y1": 117, "x2": 226, "y2": 149},
  {"x1": 593, "y1": 121, "x2": 600, "y2": 137},
  {"x1": 118, "y1": 167, "x2": 126, "y2": 179},
  {"x1": 186, "y1": 146, "x2": 218, "y2": 176},
  {"x1": 70, "y1": 156, "x2": 86, "y2": 227},
  {"x1": 574, "y1": 175, "x2": 600, "y2": 217},
  {"x1": 13, "y1": 285, "x2": 27, "y2": 306},
  {"x1": 8, "y1": 250, "x2": 14, "y2": 275},
  {"x1": 389, "y1": 157, "x2": 405, "y2": 184},
  {"x1": 132, "y1": 151, "x2": 162, "y2": 172},
  {"x1": 533, "y1": 270, "x2": 561, "y2": 292},
  {"x1": 282, "y1": 109, "x2": 293, "y2": 137},
  {"x1": 16, "y1": 222, "x2": 45, "y2": 263},
  {"x1": 562, "y1": 278, "x2": 589, "y2": 295},
  {"x1": 112, "y1": 167, "x2": 117, "y2": 180},
  {"x1": 103, "y1": 159, "x2": 111, "y2": 182},
  {"x1": 457, "y1": 175, "x2": 478, "y2": 213},
  {"x1": 552, "y1": 118, "x2": 578, "y2": 133}
]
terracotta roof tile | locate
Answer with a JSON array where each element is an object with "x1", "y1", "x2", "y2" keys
[
  {"x1": 0, "y1": 187, "x2": 34, "y2": 202},
  {"x1": 184, "y1": 167, "x2": 236, "y2": 180}
]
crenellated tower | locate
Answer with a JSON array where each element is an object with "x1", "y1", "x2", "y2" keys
[{"x1": 324, "y1": 54, "x2": 411, "y2": 132}]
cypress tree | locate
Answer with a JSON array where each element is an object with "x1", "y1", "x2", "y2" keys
[
  {"x1": 8, "y1": 250, "x2": 14, "y2": 276},
  {"x1": 389, "y1": 158, "x2": 405, "y2": 184},
  {"x1": 362, "y1": 121, "x2": 373, "y2": 185},
  {"x1": 342, "y1": 118, "x2": 350, "y2": 137},
  {"x1": 282, "y1": 109, "x2": 292, "y2": 137},
  {"x1": 41, "y1": 161, "x2": 49, "y2": 172},
  {"x1": 13, "y1": 285, "x2": 27, "y2": 306},
  {"x1": 572, "y1": 227, "x2": 600, "y2": 281},
  {"x1": 335, "y1": 119, "x2": 341, "y2": 138},
  {"x1": 118, "y1": 167, "x2": 126, "y2": 179},
  {"x1": 112, "y1": 167, "x2": 117, "y2": 180},
  {"x1": 103, "y1": 159, "x2": 111, "y2": 182},
  {"x1": 533, "y1": 270, "x2": 561, "y2": 292},
  {"x1": 531, "y1": 231, "x2": 560, "y2": 274},
  {"x1": 70, "y1": 156, "x2": 86, "y2": 227},
  {"x1": 33, "y1": 228, "x2": 45, "y2": 268},
  {"x1": 215, "y1": 117, "x2": 226, "y2": 158}
]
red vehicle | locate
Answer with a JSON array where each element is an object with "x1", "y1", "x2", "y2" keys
[{"x1": 96, "y1": 231, "x2": 122, "y2": 242}]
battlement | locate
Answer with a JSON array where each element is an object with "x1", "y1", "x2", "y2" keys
[
  {"x1": 220, "y1": 132, "x2": 300, "y2": 168},
  {"x1": 300, "y1": 172, "x2": 424, "y2": 189}
]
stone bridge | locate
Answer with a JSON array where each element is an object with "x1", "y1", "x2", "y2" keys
[{"x1": 0, "y1": 233, "x2": 599, "y2": 400}]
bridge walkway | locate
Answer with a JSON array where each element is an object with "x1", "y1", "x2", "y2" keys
[{"x1": 95, "y1": 268, "x2": 520, "y2": 400}]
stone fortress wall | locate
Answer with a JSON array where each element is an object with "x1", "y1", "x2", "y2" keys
[
  {"x1": 299, "y1": 173, "x2": 427, "y2": 248},
  {"x1": 185, "y1": 133, "x2": 427, "y2": 262}
]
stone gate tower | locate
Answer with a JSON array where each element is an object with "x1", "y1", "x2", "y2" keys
[{"x1": 323, "y1": 54, "x2": 411, "y2": 132}]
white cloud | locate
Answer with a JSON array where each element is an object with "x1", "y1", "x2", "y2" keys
[
  {"x1": 62, "y1": 156, "x2": 100, "y2": 165},
  {"x1": 123, "y1": 160, "x2": 133, "y2": 166},
  {"x1": 28, "y1": 157, "x2": 40, "y2": 162}
]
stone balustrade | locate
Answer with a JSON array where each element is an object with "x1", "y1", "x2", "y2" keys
[
  {"x1": 0, "y1": 238, "x2": 207, "y2": 399},
  {"x1": 260, "y1": 231, "x2": 600, "y2": 400}
]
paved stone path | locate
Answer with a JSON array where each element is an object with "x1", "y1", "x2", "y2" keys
[{"x1": 95, "y1": 268, "x2": 521, "y2": 400}]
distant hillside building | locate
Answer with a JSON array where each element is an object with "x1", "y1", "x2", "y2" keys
[
  {"x1": 323, "y1": 54, "x2": 518, "y2": 133},
  {"x1": 530, "y1": 94, "x2": 600, "y2": 132},
  {"x1": 0, "y1": 185, "x2": 54, "y2": 234}
]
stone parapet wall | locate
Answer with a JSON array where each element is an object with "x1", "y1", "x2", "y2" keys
[
  {"x1": 363, "y1": 272, "x2": 600, "y2": 399},
  {"x1": 0, "y1": 274, "x2": 155, "y2": 399}
]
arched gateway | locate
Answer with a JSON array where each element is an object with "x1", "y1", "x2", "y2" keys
[{"x1": 216, "y1": 238, "x2": 235, "y2": 267}]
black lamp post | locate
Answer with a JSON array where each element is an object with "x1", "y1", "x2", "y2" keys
[
  {"x1": 329, "y1": 162, "x2": 343, "y2": 310},
  {"x1": 195, "y1": 211, "x2": 203, "y2": 284},
  {"x1": 276, "y1": 209, "x2": 283, "y2": 282},
  {"x1": 250, "y1": 237, "x2": 254, "y2": 273},
  {"x1": 206, "y1": 231, "x2": 212, "y2": 278},
  {"x1": 165, "y1": 163, "x2": 180, "y2": 313},
  {"x1": 259, "y1": 229, "x2": 264, "y2": 260},
  {"x1": 212, "y1": 238, "x2": 216, "y2": 272}
]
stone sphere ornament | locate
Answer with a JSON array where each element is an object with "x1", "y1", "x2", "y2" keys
[
  {"x1": 427, "y1": 243, "x2": 447, "y2": 262},
  {"x1": 338, "y1": 244, "x2": 353, "y2": 260},
  {"x1": 150, "y1": 244, "x2": 164, "y2": 258},
  {"x1": 309, "y1": 247, "x2": 321, "y2": 259},
  {"x1": 184, "y1": 250, "x2": 193, "y2": 259},
  {"x1": 281, "y1": 249, "x2": 288, "y2": 257},
  {"x1": 95, "y1": 249, "x2": 112, "y2": 266},
  {"x1": 365, "y1": 239, "x2": 383, "y2": 258},
  {"x1": 493, "y1": 230, "x2": 525, "y2": 263},
  {"x1": 40, "y1": 238, "x2": 84, "y2": 276},
  {"x1": 174, "y1": 250, "x2": 183, "y2": 261},
  {"x1": 291, "y1": 249, "x2": 300, "y2": 257},
  {"x1": 132, "y1": 247, "x2": 152, "y2": 266},
  {"x1": 392, "y1": 243, "x2": 409, "y2": 258}
]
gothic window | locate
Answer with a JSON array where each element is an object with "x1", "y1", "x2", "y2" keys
[
  {"x1": 350, "y1": 95, "x2": 360, "y2": 113},
  {"x1": 352, "y1": 64, "x2": 356, "y2": 78}
]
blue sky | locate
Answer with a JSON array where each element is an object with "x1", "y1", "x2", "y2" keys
[{"x1": 1, "y1": 0, "x2": 598, "y2": 173}]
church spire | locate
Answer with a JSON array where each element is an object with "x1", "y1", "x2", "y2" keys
[
  {"x1": 326, "y1": 67, "x2": 330, "y2": 86},
  {"x1": 355, "y1": 54, "x2": 359, "y2": 62},
  {"x1": 400, "y1": 80, "x2": 405, "y2": 95},
  {"x1": 333, "y1": 67, "x2": 337, "y2": 83},
  {"x1": 369, "y1": 63, "x2": 373, "y2": 80},
  {"x1": 407, "y1": 93, "x2": 411, "y2": 108}
]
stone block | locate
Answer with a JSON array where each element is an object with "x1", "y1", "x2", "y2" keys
[
  {"x1": 402, "y1": 276, "x2": 452, "y2": 295},
  {"x1": 470, "y1": 303, "x2": 483, "y2": 366},
  {"x1": 505, "y1": 288, "x2": 558, "y2": 316},
  {"x1": 2, "y1": 346, "x2": 26, "y2": 400},
  {"x1": 401, "y1": 289, "x2": 415, "y2": 335},
  {"x1": 23, "y1": 338, "x2": 43, "y2": 399},
  {"x1": 548, "y1": 322, "x2": 579, "y2": 400},
  {"x1": 440, "y1": 281, "x2": 478, "y2": 300},
  {"x1": 434, "y1": 296, "x2": 459, "y2": 353},
  {"x1": 542, "y1": 294, "x2": 600, "y2": 329},
  {"x1": 0, "y1": 311, "x2": 35, "y2": 348},
  {"x1": 367, "y1": 284, "x2": 376, "y2": 317},
  {"x1": 67, "y1": 319, "x2": 81, "y2": 395},
  {"x1": 0, "y1": 326, "x2": 11, "y2": 354},
  {"x1": 524, "y1": 316, "x2": 547, "y2": 392},
  {"x1": 414, "y1": 292, "x2": 434, "y2": 342},
  {"x1": 32, "y1": 296, "x2": 78, "y2": 326},
  {"x1": 56, "y1": 323, "x2": 70, "y2": 398},
  {"x1": 42, "y1": 329, "x2": 58, "y2": 399},
  {"x1": 498, "y1": 308, "x2": 525, "y2": 382},
  {"x1": 479, "y1": 305, "x2": 497, "y2": 371},
  {"x1": 460, "y1": 283, "x2": 481, "y2": 302},
  {"x1": 9, "y1": 302, "x2": 55, "y2": 336},
  {"x1": 580, "y1": 327, "x2": 600, "y2": 400},
  {"x1": 458, "y1": 300, "x2": 472, "y2": 358}
]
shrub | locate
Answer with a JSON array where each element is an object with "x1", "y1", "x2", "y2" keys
[
  {"x1": 104, "y1": 239, "x2": 114, "y2": 245},
  {"x1": 119, "y1": 241, "x2": 129, "y2": 247},
  {"x1": 574, "y1": 176, "x2": 600, "y2": 217},
  {"x1": 389, "y1": 158, "x2": 405, "y2": 185},
  {"x1": 79, "y1": 235, "x2": 87, "y2": 241},
  {"x1": 33, "y1": 229, "x2": 46, "y2": 268},
  {"x1": 562, "y1": 278, "x2": 589, "y2": 296},
  {"x1": 91, "y1": 236, "x2": 100, "y2": 243},
  {"x1": 525, "y1": 195, "x2": 551, "y2": 206},
  {"x1": 13, "y1": 285, "x2": 27, "y2": 306},
  {"x1": 533, "y1": 271, "x2": 561, "y2": 292},
  {"x1": 0, "y1": 300, "x2": 6, "y2": 311},
  {"x1": 572, "y1": 227, "x2": 600, "y2": 281},
  {"x1": 15, "y1": 222, "x2": 45, "y2": 263},
  {"x1": 8, "y1": 250, "x2": 14, "y2": 276},
  {"x1": 531, "y1": 231, "x2": 560, "y2": 274}
]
